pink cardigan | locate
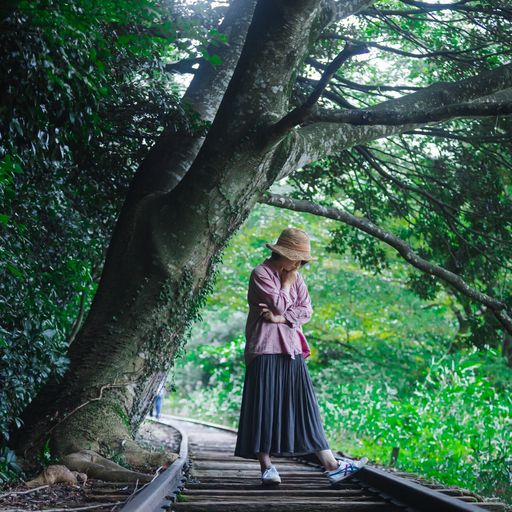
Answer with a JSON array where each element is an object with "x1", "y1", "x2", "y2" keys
[{"x1": 244, "y1": 259, "x2": 312, "y2": 366}]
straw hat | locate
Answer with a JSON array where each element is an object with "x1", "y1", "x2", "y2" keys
[{"x1": 266, "y1": 228, "x2": 314, "y2": 261}]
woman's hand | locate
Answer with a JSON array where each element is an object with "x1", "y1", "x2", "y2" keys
[
  {"x1": 259, "y1": 303, "x2": 285, "y2": 323},
  {"x1": 281, "y1": 269, "x2": 298, "y2": 289}
]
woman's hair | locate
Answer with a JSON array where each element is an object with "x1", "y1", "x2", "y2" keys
[{"x1": 271, "y1": 251, "x2": 308, "y2": 267}]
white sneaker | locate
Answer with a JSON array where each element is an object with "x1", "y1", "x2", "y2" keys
[
  {"x1": 325, "y1": 457, "x2": 368, "y2": 484},
  {"x1": 261, "y1": 464, "x2": 281, "y2": 484}
]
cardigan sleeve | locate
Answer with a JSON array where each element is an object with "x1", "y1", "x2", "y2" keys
[
  {"x1": 282, "y1": 275, "x2": 313, "y2": 329},
  {"x1": 250, "y1": 267, "x2": 294, "y2": 315}
]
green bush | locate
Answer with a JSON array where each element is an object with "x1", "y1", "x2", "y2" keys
[
  {"x1": 315, "y1": 349, "x2": 511, "y2": 502},
  {"x1": 0, "y1": 446, "x2": 23, "y2": 485},
  {"x1": 169, "y1": 336, "x2": 245, "y2": 425}
]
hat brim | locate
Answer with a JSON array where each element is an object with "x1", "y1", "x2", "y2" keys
[{"x1": 266, "y1": 243, "x2": 315, "y2": 261}]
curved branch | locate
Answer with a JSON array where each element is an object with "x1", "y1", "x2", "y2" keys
[
  {"x1": 309, "y1": 97, "x2": 512, "y2": 125},
  {"x1": 259, "y1": 193, "x2": 512, "y2": 335},
  {"x1": 321, "y1": 33, "x2": 493, "y2": 61},
  {"x1": 269, "y1": 63, "x2": 512, "y2": 182}
]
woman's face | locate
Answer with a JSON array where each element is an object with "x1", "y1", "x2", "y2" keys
[{"x1": 278, "y1": 255, "x2": 301, "y2": 272}]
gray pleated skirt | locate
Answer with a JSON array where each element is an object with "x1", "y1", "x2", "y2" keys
[{"x1": 234, "y1": 353, "x2": 330, "y2": 459}]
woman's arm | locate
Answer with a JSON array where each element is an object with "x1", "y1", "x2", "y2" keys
[
  {"x1": 250, "y1": 267, "x2": 294, "y2": 315},
  {"x1": 281, "y1": 276, "x2": 313, "y2": 329},
  {"x1": 255, "y1": 270, "x2": 313, "y2": 328},
  {"x1": 259, "y1": 305, "x2": 287, "y2": 323}
]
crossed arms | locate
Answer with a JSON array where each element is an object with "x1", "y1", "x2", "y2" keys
[{"x1": 251, "y1": 269, "x2": 313, "y2": 329}]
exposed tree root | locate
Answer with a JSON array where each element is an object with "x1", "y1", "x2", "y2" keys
[
  {"x1": 22, "y1": 445, "x2": 177, "y2": 487},
  {"x1": 16, "y1": 398, "x2": 178, "y2": 485},
  {"x1": 25, "y1": 465, "x2": 87, "y2": 487},
  {"x1": 120, "y1": 438, "x2": 177, "y2": 469},
  {"x1": 61, "y1": 450, "x2": 156, "y2": 483}
]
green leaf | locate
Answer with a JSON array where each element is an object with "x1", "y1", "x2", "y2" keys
[
  {"x1": 209, "y1": 54, "x2": 222, "y2": 66},
  {"x1": 6, "y1": 263, "x2": 23, "y2": 278}
]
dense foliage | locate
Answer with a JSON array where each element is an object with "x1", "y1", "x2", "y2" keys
[
  {"x1": 291, "y1": 0, "x2": 512, "y2": 353},
  {"x1": 169, "y1": 203, "x2": 512, "y2": 504},
  {"x1": 292, "y1": 129, "x2": 512, "y2": 350},
  {"x1": 0, "y1": 0, "x2": 219, "y2": 443}
]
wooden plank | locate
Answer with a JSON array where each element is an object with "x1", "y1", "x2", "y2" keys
[
  {"x1": 189, "y1": 446, "x2": 236, "y2": 450},
  {"x1": 191, "y1": 470, "x2": 328, "y2": 478},
  {"x1": 190, "y1": 446, "x2": 236, "y2": 451},
  {"x1": 172, "y1": 501, "x2": 399, "y2": 511},
  {"x1": 188, "y1": 452, "x2": 248, "y2": 459},
  {"x1": 472, "y1": 504, "x2": 506, "y2": 511},
  {"x1": 192, "y1": 462, "x2": 320, "y2": 471},
  {"x1": 182, "y1": 489, "x2": 366, "y2": 496},
  {"x1": 436, "y1": 489, "x2": 473, "y2": 496},
  {"x1": 191, "y1": 459, "x2": 307, "y2": 465},
  {"x1": 189, "y1": 452, "x2": 301, "y2": 462},
  {"x1": 189, "y1": 452, "x2": 313, "y2": 461},
  {"x1": 180, "y1": 495, "x2": 385, "y2": 503},
  {"x1": 184, "y1": 482, "x2": 361, "y2": 490},
  {"x1": 187, "y1": 475, "x2": 351, "y2": 481}
]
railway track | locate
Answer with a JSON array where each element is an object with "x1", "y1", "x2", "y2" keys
[
  {"x1": 0, "y1": 417, "x2": 506, "y2": 511},
  {"x1": 121, "y1": 415, "x2": 508, "y2": 512}
]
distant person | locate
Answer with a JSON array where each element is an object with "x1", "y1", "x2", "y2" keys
[
  {"x1": 152, "y1": 382, "x2": 165, "y2": 420},
  {"x1": 234, "y1": 227, "x2": 367, "y2": 485}
]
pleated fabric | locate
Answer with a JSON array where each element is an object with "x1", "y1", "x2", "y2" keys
[{"x1": 234, "y1": 354, "x2": 330, "y2": 459}]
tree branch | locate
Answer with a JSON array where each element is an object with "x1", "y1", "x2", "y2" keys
[
  {"x1": 398, "y1": 0, "x2": 512, "y2": 15},
  {"x1": 183, "y1": 0, "x2": 258, "y2": 123},
  {"x1": 309, "y1": 96, "x2": 512, "y2": 125},
  {"x1": 260, "y1": 43, "x2": 368, "y2": 145},
  {"x1": 259, "y1": 193, "x2": 512, "y2": 335},
  {"x1": 304, "y1": 60, "x2": 423, "y2": 92},
  {"x1": 268, "y1": 63, "x2": 512, "y2": 183},
  {"x1": 406, "y1": 127, "x2": 512, "y2": 143},
  {"x1": 121, "y1": 0, "x2": 258, "y2": 202},
  {"x1": 320, "y1": 33, "x2": 493, "y2": 61},
  {"x1": 323, "y1": 0, "x2": 377, "y2": 23},
  {"x1": 360, "y1": 3, "x2": 512, "y2": 16}
]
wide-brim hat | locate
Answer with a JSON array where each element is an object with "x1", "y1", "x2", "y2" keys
[{"x1": 266, "y1": 227, "x2": 315, "y2": 261}]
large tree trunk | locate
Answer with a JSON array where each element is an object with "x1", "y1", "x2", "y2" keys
[{"x1": 12, "y1": 0, "x2": 328, "y2": 468}]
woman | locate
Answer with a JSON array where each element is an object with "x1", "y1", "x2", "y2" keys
[{"x1": 234, "y1": 227, "x2": 367, "y2": 485}]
